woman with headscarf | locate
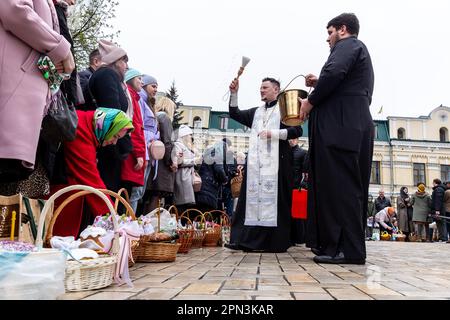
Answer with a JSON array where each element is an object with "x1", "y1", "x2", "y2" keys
[
  {"x1": 51, "y1": 108, "x2": 133, "y2": 237},
  {"x1": 397, "y1": 186, "x2": 413, "y2": 238},
  {"x1": 411, "y1": 183, "x2": 432, "y2": 242}
]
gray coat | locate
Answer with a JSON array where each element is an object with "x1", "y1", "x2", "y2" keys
[
  {"x1": 173, "y1": 140, "x2": 195, "y2": 205},
  {"x1": 397, "y1": 196, "x2": 412, "y2": 232},
  {"x1": 148, "y1": 112, "x2": 175, "y2": 194},
  {"x1": 411, "y1": 192, "x2": 431, "y2": 223}
]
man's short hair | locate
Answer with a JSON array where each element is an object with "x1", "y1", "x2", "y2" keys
[
  {"x1": 89, "y1": 49, "x2": 101, "y2": 65},
  {"x1": 262, "y1": 77, "x2": 281, "y2": 90},
  {"x1": 327, "y1": 13, "x2": 360, "y2": 36},
  {"x1": 433, "y1": 178, "x2": 442, "y2": 185}
]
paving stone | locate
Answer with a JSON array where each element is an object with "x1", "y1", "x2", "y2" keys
[
  {"x1": 258, "y1": 285, "x2": 326, "y2": 293},
  {"x1": 258, "y1": 276, "x2": 290, "y2": 286},
  {"x1": 353, "y1": 284, "x2": 403, "y2": 296},
  {"x1": 60, "y1": 242, "x2": 450, "y2": 300},
  {"x1": 223, "y1": 279, "x2": 256, "y2": 290},
  {"x1": 326, "y1": 288, "x2": 373, "y2": 300},
  {"x1": 182, "y1": 282, "x2": 223, "y2": 295},
  {"x1": 57, "y1": 291, "x2": 98, "y2": 300},
  {"x1": 131, "y1": 288, "x2": 182, "y2": 300},
  {"x1": 285, "y1": 274, "x2": 319, "y2": 284},
  {"x1": 174, "y1": 294, "x2": 250, "y2": 300},
  {"x1": 82, "y1": 291, "x2": 135, "y2": 300},
  {"x1": 255, "y1": 295, "x2": 294, "y2": 300},
  {"x1": 293, "y1": 292, "x2": 334, "y2": 300}
]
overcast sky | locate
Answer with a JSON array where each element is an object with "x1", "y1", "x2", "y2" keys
[{"x1": 113, "y1": 0, "x2": 449, "y2": 119}]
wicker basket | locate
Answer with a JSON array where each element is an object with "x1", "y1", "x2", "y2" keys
[
  {"x1": 135, "y1": 205, "x2": 180, "y2": 262},
  {"x1": 135, "y1": 241, "x2": 180, "y2": 262},
  {"x1": 231, "y1": 171, "x2": 243, "y2": 198},
  {"x1": 186, "y1": 209, "x2": 206, "y2": 248},
  {"x1": 35, "y1": 185, "x2": 120, "y2": 292},
  {"x1": 202, "y1": 211, "x2": 222, "y2": 247},
  {"x1": 176, "y1": 211, "x2": 195, "y2": 253}
]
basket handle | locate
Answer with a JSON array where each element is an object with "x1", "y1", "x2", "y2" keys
[
  {"x1": 115, "y1": 188, "x2": 131, "y2": 213},
  {"x1": 204, "y1": 210, "x2": 225, "y2": 224},
  {"x1": 220, "y1": 213, "x2": 230, "y2": 227},
  {"x1": 178, "y1": 215, "x2": 193, "y2": 229},
  {"x1": 98, "y1": 189, "x2": 136, "y2": 220},
  {"x1": 167, "y1": 205, "x2": 179, "y2": 220},
  {"x1": 35, "y1": 185, "x2": 119, "y2": 251},
  {"x1": 43, "y1": 189, "x2": 129, "y2": 249},
  {"x1": 180, "y1": 209, "x2": 204, "y2": 223}
]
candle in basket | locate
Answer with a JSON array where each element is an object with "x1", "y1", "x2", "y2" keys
[{"x1": 10, "y1": 210, "x2": 16, "y2": 241}]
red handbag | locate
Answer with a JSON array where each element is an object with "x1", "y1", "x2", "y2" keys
[{"x1": 291, "y1": 188, "x2": 307, "y2": 219}]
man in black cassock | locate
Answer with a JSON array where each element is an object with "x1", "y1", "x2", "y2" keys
[
  {"x1": 226, "y1": 77, "x2": 302, "y2": 253},
  {"x1": 299, "y1": 13, "x2": 375, "y2": 264}
]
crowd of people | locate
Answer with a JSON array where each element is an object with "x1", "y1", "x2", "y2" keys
[
  {"x1": 0, "y1": 0, "x2": 247, "y2": 238},
  {"x1": 368, "y1": 180, "x2": 450, "y2": 243},
  {"x1": 3, "y1": 4, "x2": 413, "y2": 265}
]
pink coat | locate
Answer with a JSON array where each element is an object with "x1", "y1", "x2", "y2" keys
[{"x1": 0, "y1": 0, "x2": 71, "y2": 167}]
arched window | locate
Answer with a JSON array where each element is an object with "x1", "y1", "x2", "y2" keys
[
  {"x1": 439, "y1": 127, "x2": 448, "y2": 142},
  {"x1": 193, "y1": 116, "x2": 202, "y2": 129},
  {"x1": 397, "y1": 127, "x2": 406, "y2": 139}
]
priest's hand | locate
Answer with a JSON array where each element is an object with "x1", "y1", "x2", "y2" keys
[
  {"x1": 299, "y1": 98, "x2": 313, "y2": 122},
  {"x1": 258, "y1": 130, "x2": 272, "y2": 140},
  {"x1": 229, "y1": 79, "x2": 239, "y2": 93},
  {"x1": 305, "y1": 74, "x2": 318, "y2": 88}
]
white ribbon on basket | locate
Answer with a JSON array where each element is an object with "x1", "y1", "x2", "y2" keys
[{"x1": 114, "y1": 225, "x2": 141, "y2": 287}]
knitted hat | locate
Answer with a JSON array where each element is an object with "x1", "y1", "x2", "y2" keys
[
  {"x1": 417, "y1": 183, "x2": 425, "y2": 193},
  {"x1": 142, "y1": 75, "x2": 158, "y2": 86},
  {"x1": 124, "y1": 68, "x2": 142, "y2": 83},
  {"x1": 178, "y1": 124, "x2": 193, "y2": 138},
  {"x1": 98, "y1": 39, "x2": 127, "y2": 65}
]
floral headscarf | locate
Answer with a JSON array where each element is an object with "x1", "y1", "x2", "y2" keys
[{"x1": 93, "y1": 108, "x2": 134, "y2": 145}]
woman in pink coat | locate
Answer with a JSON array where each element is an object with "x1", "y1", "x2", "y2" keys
[{"x1": 0, "y1": 0, "x2": 73, "y2": 183}]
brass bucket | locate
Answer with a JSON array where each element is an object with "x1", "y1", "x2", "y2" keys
[{"x1": 277, "y1": 88, "x2": 308, "y2": 126}]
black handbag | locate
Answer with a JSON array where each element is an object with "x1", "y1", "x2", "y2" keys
[{"x1": 41, "y1": 90, "x2": 78, "y2": 144}]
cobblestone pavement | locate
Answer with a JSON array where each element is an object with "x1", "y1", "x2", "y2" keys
[{"x1": 59, "y1": 241, "x2": 450, "y2": 300}]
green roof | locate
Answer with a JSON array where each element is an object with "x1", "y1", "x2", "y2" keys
[
  {"x1": 209, "y1": 111, "x2": 248, "y2": 131},
  {"x1": 208, "y1": 111, "x2": 388, "y2": 141}
]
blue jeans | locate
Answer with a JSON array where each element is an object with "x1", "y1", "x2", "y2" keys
[{"x1": 130, "y1": 164, "x2": 152, "y2": 213}]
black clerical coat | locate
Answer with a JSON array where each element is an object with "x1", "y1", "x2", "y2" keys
[
  {"x1": 229, "y1": 102, "x2": 302, "y2": 252},
  {"x1": 306, "y1": 36, "x2": 375, "y2": 261}
]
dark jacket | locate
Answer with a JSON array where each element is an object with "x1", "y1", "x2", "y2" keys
[
  {"x1": 195, "y1": 147, "x2": 228, "y2": 210},
  {"x1": 78, "y1": 67, "x2": 95, "y2": 104},
  {"x1": 432, "y1": 184, "x2": 446, "y2": 214},
  {"x1": 292, "y1": 145, "x2": 307, "y2": 189},
  {"x1": 54, "y1": 3, "x2": 78, "y2": 106},
  {"x1": 375, "y1": 196, "x2": 392, "y2": 212}
]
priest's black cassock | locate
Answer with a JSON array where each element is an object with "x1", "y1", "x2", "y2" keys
[
  {"x1": 306, "y1": 36, "x2": 375, "y2": 261},
  {"x1": 229, "y1": 100, "x2": 302, "y2": 253}
]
